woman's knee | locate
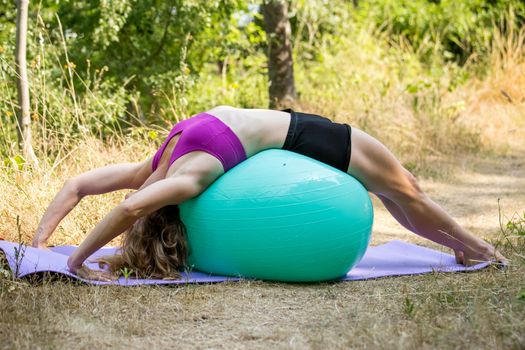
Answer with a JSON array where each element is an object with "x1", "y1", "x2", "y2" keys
[
  {"x1": 348, "y1": 128, "x2": 425, "y2": 202},
  {"x1": 388, "y1": 169, "x2": 426, "y2": 204},
  {"x1": 374, "y1": 168, "x2": 426, "y2": 206}
]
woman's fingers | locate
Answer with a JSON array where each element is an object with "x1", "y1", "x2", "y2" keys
[
  {"x1": 98, "y1": 270, "x2": 118, "y2": 281},
  {"x1": 493, "y1": 250, "x2": 509, "y2": 269},
  {"x1": 454, "y1": 250, "x2": 464, "y2": 265},
  {"x1": 89, "y1": 270, "x2": 117, "y2": 282},
  {"x1": 32, "y1": 241, "x2": 51, "y2": 250},
  {"x1": 93, "y1": 272, "x2": 117, "y2": 282},
  {"x1": 455, "y1": 247, "x2": 509, "y2": 268},
  {"x1": 75, "y1": 265, "x2": 117, "y2": 282},
  {"x1": 32, "y1": 237, "x2": 44, "y2": 248}
]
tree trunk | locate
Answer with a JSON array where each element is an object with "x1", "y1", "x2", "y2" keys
[
  {"x1": 262, "y1": 0, "x2": 296, "y2": 109},
  {"x1": 15, "y1": 0, "x2": 38, "y2": 166}
]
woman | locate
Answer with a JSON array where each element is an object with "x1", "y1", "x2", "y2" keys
[{"x1": 32, "y1": 106, "x2": 507, "y2": 281}]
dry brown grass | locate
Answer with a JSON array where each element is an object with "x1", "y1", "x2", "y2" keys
[
  {"x1": 1, "y1": 258, "x2": 524, "y2": 349},
  {"x1": 457, "y1": 17, "x2": 525, "y2": 156}
]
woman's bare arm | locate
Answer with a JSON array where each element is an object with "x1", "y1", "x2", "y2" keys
[
  {"x1": 66, "y1": 174, "x2": 205, "y2": 274},
  {"x1": 33, "y1": 160, "x2": 152, "y2": 248}
]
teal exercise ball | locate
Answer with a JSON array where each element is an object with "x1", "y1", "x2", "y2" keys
[{"x1": 179, "y1": 149, "x2": 373, "y2": 282}]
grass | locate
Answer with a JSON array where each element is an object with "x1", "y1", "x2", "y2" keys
[
  {"x1": 1, "y1": 7, "x2": 525, "y2": 350},
  {"x1": 1, "y1": 249, "x2": 524, "y2": 349}
]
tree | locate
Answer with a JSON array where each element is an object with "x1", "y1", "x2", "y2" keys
[
  {"x1": 52, "y1": 0, "x2": 246, "y2": 116},
  {"x1": 15, "y1": 0, "x2": 38, "y2": 166},
  {"x1": 261, "y1": 0, "x2": 296, "y2": 109}
]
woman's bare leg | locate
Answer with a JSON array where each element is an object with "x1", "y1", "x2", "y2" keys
[
  {"x1": 346, "y1": 128, "x2": 506, "y2": 265},
  {"x1": 376, "y1": 194, "x2": 414, "y2": 232}
]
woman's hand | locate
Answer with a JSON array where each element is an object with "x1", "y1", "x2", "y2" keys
[
  {"x1": 69, "y1": 264, "x2": 117, "y2": 282},
  {"x1": 68, "y1": 250, "x2": 118, "y2": 282},
  {"x1": 32, "y1": 232, "x2": 52, "y2": 250},
  {"x1": 454, "y1": 244, "x2": 508, "y2": 267},
  {"x1": 32, "y1": 236, "x2": 48, "y2": 249}
]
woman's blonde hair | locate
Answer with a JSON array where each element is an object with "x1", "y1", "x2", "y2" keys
[{"x1": 98, "y1": 205, "x2": 188, "y2": 278}]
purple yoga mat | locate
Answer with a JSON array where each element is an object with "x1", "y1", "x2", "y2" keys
[{"x1": 0, "y1": 240, "x2": 488, "y2": 285}]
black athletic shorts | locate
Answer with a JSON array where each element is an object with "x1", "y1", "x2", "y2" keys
[{"x1": 281, "y1": 109, "x2": 352, "y2": 172}]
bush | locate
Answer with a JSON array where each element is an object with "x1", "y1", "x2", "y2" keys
[{"x1": 357, "y1": 0, "x2": 525, "y2": 64}]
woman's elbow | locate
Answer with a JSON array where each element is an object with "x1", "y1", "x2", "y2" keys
[
  {"x1": 119, "y1": 200, "x2": 145, "y2": 219},
  {"x1": 63, "y1": 178, "x2": 82, "y2": 199}
]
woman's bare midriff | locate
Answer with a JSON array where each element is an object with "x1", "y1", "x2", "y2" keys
[{"x1": 207, "y1": 105, "x2": 291, "y2": 157}]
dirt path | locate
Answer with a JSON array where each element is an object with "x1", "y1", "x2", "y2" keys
[{"x1": 371, "y1": 154, "x2": 525, "y2": 247}]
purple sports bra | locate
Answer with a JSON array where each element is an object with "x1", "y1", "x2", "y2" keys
[{"x1": 151, "y1": 112, "x2": 247, "y2": 172}]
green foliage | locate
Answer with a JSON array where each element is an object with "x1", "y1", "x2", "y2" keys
[
  {"x1": 404, "y1": 296, "x2": 415, "y2": 318},
  {"x1": 0, "y1": 0, "x2": 264, "y2": 156},
  {"x1": 0, "y1": 0, "x2": 16, "y2": 53},
  {"x1": 45, "y1": 1, "x2": 250, "y2": 108},
  {"x1": 506, "y1": 212, "x2": 525, "y2": 236},
  {"x1": 4, "y1": 154, "x2": 26, "y2": 170},
  {"x1": 289, "y1": 0, "x2": 354, "y2": 61},
  {"x1": 498, "y1": 209, "x2": 525, "y2": 267},
  {"x1": 0, "y1": 0, "x2": 522, "y2": 164},
  {"x1": 357, "y1": 0, "x2": 525, "y2": 63},
  {"x1": 0, "y1": 262, "x2": 11, "y2": 280},
  {"x1": 120, "y1": 266, "x2": 133, "y2": 281}
]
